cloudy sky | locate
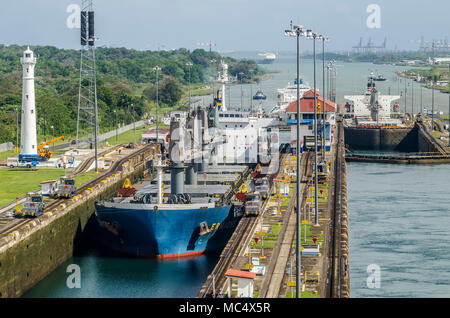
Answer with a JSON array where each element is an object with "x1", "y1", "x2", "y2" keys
[{"x1": 1, "y1": 0, "x2": 449, "y2": 53}]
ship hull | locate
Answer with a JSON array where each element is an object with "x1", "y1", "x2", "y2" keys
[{"x1": 94, "y1": 203, "x2": 239, "y2": 259}]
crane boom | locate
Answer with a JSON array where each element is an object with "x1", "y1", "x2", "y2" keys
[{"x1": 37, "y1": 135, "x2": 65, "y2": 159}]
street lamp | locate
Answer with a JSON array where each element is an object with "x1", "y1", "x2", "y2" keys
[
  {"x1": 320, "y1": 35, "x2": 329, "y2": 162},
  {"x1": 113, "y1": 110, "x2": 118, "y2": 143},
  {"x1": 285, "y1": 22, "x2": 306, "y2": 299},
  {"x1": 306, "y1": 30, "x2": 320, "y2": 227},
  {"x1": 186, "y1": 62, "x2": 193, "y2": 110},
  {"x1": 239, "y1": 72, "x2": 244, "y2": 111},
  {"x1": 131, "y1": 103, "x2": 135, "y2": 134},
  {"x1": 153, "y1": 66, "x2": 161, "y2": 146},
  {"x1": 50, "y1": 125, "x2": 54, "y2": 151},
  {"x1": 432, "y1": 75, "x2": 435, "y2": 130},
  {"x1": 210, "y1": 59, "x2": 217, "y2": 104}
]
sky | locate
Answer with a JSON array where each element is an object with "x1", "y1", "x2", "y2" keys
[{"x1": 0, "y1": 0, "x2": 449, "y2": 53}]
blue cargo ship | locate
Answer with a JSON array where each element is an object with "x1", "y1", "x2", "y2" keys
[{"x1": 94, "y1": 199, "x2": 238, "y2": 259}]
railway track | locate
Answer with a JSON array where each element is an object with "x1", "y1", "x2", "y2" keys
[
  {"x1": 198, "y1": 154, "x2": 290, "y2": 298},
  {"x1": 0, "y1": 144, "x2": 157, "y2": 241},
  {"x1": 327, "y1": 118, "x2": 345, "y2": 298},
  {"x1": 259, "y1": 151, "x2": 313, "y2": 298}
]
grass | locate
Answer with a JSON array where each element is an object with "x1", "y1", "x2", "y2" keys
[
  {"x1": 285, "y1": 291, "x2": 320, "y2": 298},
  {"x1": 0, "y1": 168, "x2": 98, "y2": 206},
  {"x1": 431, "y1": 130, "x2": 441, "y2": 139},
  {"x1": 102, "y1": 125, "x2": 149, "y2": 146}
]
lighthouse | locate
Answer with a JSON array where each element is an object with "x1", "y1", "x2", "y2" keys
[{"x1": 19, "y1": 47, "x2": 39, "y2": 162}]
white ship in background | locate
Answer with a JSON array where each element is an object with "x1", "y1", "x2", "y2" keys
[
  {"x1": 211, "y1": 61, "x2": 277, "y2": 166},
  {"x1": 257, "y1": 52, "x2": 276, "y2": 64},
  {"x1": 344, "y1": 76, "x2": 402, "y2": 126},
  {"x1": 269, "y1": 79, "x2": 311, "y2": 119}
]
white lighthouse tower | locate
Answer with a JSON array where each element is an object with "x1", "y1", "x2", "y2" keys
[{"x1": 19, "y1": 47, "x2": 39, "y2": 162}]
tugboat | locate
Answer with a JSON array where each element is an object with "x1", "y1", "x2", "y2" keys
[
  {"x1": 374, "y1": 74, "x2": 387, "y2": 81},
  {"x1": 369, "y1": 72, "x2": 387, "y2": 82},
  {"x1": 253, "y1": 90, "x2": 267, "y2": 100}
]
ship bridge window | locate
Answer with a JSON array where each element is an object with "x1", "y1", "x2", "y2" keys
[
  {"x1": 225, "y1": 114, "x2": 229, "y2": 117},
  {"x1": 25, "y1": 53, "x2": 31, "y2": 58}
]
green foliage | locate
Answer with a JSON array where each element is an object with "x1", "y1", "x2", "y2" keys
[{"x1": 0, "y1": 44, "x2": 265, "y2": 144}]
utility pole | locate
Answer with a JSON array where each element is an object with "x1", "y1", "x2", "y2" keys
[
  {"x1": 186, "y1": 62, "x2": 193, "y2": 110},
  {"x1": 432, "y1": 75, "x2": 435, "y2": 130},
  {"x1": 411, "y1": 80, "x2": 414, "y2": 121},
  {"x1": 285, "y1": 23, "x2": 306, "y2": 299},
  {"x1": 154, "y1": 66, "x2": 161, "y2": 145},
  {"x1": 309, "y1": 31, "x2": 319, "y2": 226}
]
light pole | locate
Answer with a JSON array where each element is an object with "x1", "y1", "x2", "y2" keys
[
  {"x1": 307, "y1": 30, "x2": 319, "y2": 227},
  {"x1": 186, "y1": 62, "x2": 193, "y2": 110},
  {"x1": 411, "y1": 80, "x2": 414, "y2": 121},
  {"x1": 210, "y1": 59, "x2": 216, "y2": 104},
  {"x1": 131, "y1": 103, "x2": 135, "y2": 135},
  {"x1": 432, "y1": 75, "x2": 435, "y2": 130},
  {"x1": 239, "y1": 72, "x2": 244, "y2": 111},
  {"x1": 153, "y1": 66, "x2": 161, "y2": 145},
  {"x1": 320, "y1": 35, "x2": 329, "y2": 161},
  {"x1": 113, "y1": 110, "x2": 118, "y2": 143},
  {"x1": 16, "y1": 106, "x2": 19, "y2": 153},
  {"x1": 285, "y1": 23, "x2": 306, "y2": 299},
  {"x1": 51, "y1": 125, "x2": 54, "y2": 151}
]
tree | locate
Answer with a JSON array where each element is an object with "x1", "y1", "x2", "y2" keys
[{"x1": 160, "y1": 77, "x2": 183, "y2": 106}]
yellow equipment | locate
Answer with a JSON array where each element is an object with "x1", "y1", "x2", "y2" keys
[
  {"x1": 38, "y1": 136, "x2": 65, "y2": 159},
  {"x1": 123, "y1": 178, "x2": 132, "y2": 189},
  {"x1": 239, "y1": 182, "x2": 248, "y2": 194}
]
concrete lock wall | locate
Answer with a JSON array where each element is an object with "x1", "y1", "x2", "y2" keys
[
  {"x1": 0, "y1": 147, "x2": 156, "y2": 298},
  {"x1": 345, "y1": 126, "x2": 438, "y2": 153}
]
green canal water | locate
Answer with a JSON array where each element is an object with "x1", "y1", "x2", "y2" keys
[
  {"x1": 23, "y1": 52, "x2": 450, "y2": 298},
  {"x1": 23, "y1": 248, "x2": 220, "y2": 298},
  {"x1": 347, "y1": 162, "x2": 450, "y2": 297}
]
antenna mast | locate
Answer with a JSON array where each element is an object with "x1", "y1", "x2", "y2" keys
[{"x1": 76, "y1": 0, "x2": 99, "y2": 171}]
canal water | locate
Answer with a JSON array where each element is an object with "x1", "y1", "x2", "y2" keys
[
  {"x1": 24, "y1": 52, "x2": 450, "y2": 298},
  {"x1": 347, "y1": 162, "x2": 450, "y2": 297}
]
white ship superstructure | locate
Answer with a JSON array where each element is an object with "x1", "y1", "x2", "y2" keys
[
  {"x1": 210, "y1": 62, "x2": 277, "y2": 165},
  {"x1": 344, "y1": 78, "x2": 401, "y2": 126},
  {"x1": 269, "y1": 79, "x2": 311, "y2": 119}
]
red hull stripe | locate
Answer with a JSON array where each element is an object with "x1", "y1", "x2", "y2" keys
[{"x1": 110, "y1": 247, "x2": 209, "y2": 260}]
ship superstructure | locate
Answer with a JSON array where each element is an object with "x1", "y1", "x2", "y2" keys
[{"x1": 344, "y1": 76, "x2": 402, "y2": 126}]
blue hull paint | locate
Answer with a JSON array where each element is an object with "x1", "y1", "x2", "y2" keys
[{"x1": 94, "y1": 203, "x2": 239, "y2": 257}]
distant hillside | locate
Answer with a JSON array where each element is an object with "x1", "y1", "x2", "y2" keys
[{"x1": 0, "y1": 45, "x2": 265, "y2": 144}]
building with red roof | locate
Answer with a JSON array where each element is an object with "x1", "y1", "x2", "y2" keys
[{"x1": 285, "y1": 89, "x2": 336, "y2": 153}]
